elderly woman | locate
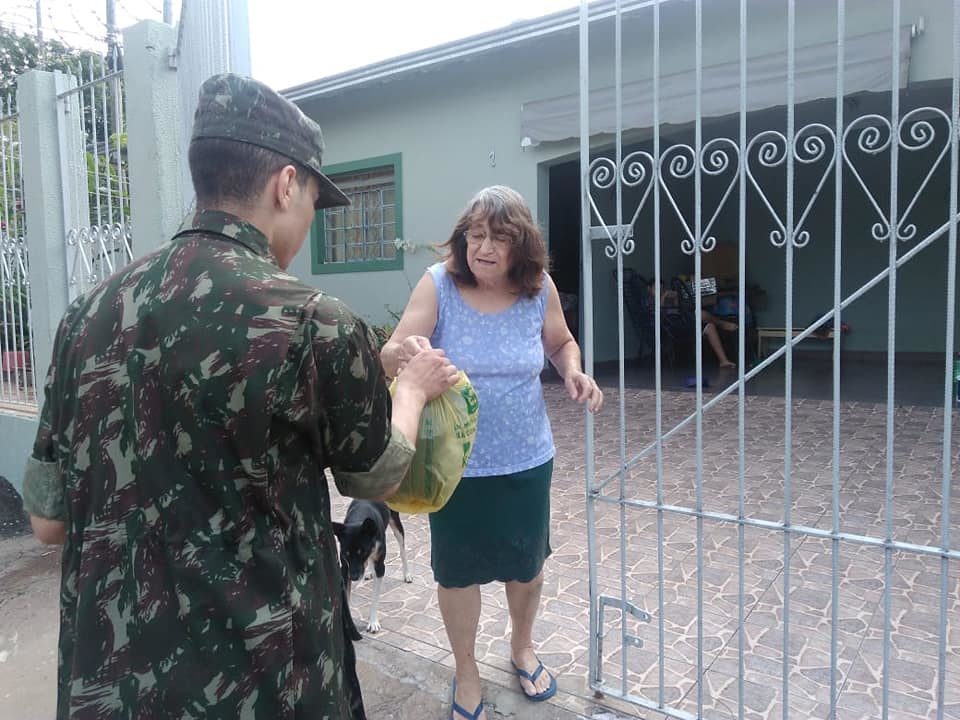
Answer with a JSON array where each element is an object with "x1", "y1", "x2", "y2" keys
[{"x1": 382, "y1": 186, "x2": 603, "y2": 719}]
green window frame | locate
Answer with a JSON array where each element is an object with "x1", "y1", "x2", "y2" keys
[{"x1": 310, "y1": 153, "x2": 403, "y2": 274}]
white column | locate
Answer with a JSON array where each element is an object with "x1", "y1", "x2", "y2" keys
[
  {"x1": 123, "y1": 20, "x2": 184, "y2": 259},
  {"x1": 16, "y1": 70, "x2": 72, "y2": 377}
]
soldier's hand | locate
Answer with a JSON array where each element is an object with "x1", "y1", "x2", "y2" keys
[
  {"x1": 395, "y1": 348, "x2": 458, "y2": 403},
  {"x1": 396, "y1": 335, "x2": 433, "y2": 373}
]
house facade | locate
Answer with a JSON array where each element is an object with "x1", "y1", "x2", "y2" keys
[{"x1": 287, "y1": 0, "x2": 959, "y2": 363}]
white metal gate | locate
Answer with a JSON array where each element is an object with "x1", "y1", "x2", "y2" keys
[
  {"x1": 0, "y1": 93, "x2": 36, "y2": 410},
  {"x1": 579, "y1": 1, "x2": 959, "y2": 718},
  {"x1": 56, "y1": 48, "x2": 133, "y2": 302}
]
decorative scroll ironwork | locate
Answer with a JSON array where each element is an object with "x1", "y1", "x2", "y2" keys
[
  {"x1": 660, "y1": 137, "x2": 740, "y2": 255},
  {"x1": 66, "y1": 223, "x2": 133, "y2": 296},
  {"x1": 842, "y1": 107, "x2": 955, "y2": 242},
  {"x1": 587, "y1": 108, "x2": 955, "y2": 257}
]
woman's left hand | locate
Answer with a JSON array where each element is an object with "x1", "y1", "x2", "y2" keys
[{"x1": 565, "y1": 371, "x2": 604, "y2": 413}]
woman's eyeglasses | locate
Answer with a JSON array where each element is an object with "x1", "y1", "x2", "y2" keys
[{"x1": 464, "y1": 230, "x2": 512, "y2": 248}]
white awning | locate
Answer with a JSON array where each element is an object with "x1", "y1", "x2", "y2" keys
[{"x1": 520, "y1": 27, "x2": 911, "y2": 147}]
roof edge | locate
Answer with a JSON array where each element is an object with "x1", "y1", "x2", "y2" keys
[{"x1": 282, "y1": 0, "x2": 667, "y2": 102}]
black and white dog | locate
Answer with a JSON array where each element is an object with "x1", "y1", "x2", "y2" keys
[{"x1": 332, "y1": 500, "x2": 412, "y2": 634}]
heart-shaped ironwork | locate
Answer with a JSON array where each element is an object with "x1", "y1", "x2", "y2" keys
[
  {"x1": 659, "y1": 137, "x2": 741, "y2": 255},
  {"x1": 746, "y1": 123, "x2": 837, "y2": 249},
  {"x1": 587, "y1": 151, "x2": 656, "y2": 259},
  {"x1": 841, "y1": 107, "x2": 954, "y2": 243}
]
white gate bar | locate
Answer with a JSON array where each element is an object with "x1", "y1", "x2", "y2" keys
[
  {"x1": 593, "y1": 209, "x2": 960, "y2": 492},
  {"x1": 882, "y1": 2, "x2": 903, "y2": 718},
  {"x1": 579, "y1": 0, "x2": 601, "y2": 693},
  {"x1": 737, "y1": 1, "x2": 748, "y2": 717},
  {"x1": 830, "y1": 2, "x2": 847, "y2": 719},
  {"x1": 593, "y1": 496, "x2": 960, "y2": 562},
  {"x1": 937, "y1": 5, "x2": 959, "y2": 719},
  {"x1": 693, "y1": 1, "x2": 705, "y2": 715},
  {"x1": 85, "y1": 58, "x2": 104, "y2": 227},
  {"x1": 99, "y1": 56, "x2": 113, "y2": 225},
  {"x1": 113, "y1": 47, "x2": 126, "y2": 223},
  {"x1": 612, "y1": 0, "x2": 630, "y2": 700},
  {"x1": 782, "y1": 2, "x2": 798, "y2": 716},
  {"x1": 652, "y1": 0, "x2": 667, "y2": 710}
]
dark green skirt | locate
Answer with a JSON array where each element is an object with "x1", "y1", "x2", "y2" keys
[{"x1": 429, "y1": 459, "x2": 553, "y2": 588}]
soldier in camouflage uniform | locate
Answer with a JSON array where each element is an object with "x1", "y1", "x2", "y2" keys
[{"x1": 21, "y1": 73, "x2": 458, "y2": 719}]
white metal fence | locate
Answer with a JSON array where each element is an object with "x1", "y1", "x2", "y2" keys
[
  {"x1": 580, "y1": 1, "x2": 959, "y2": 718},
  {"x1": 0, "y1": 7, "x2": 249, "y2": 428},
  {"x1": 0, "y1": 93, "x2": 37, "y2": 411},
  {"x1": 58, "y1": 48, "x2": 133, "y2": 301}
]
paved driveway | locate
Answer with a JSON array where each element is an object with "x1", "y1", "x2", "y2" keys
[{"x1": 335, "y1": 379, "x2": 960, "y2": 719}]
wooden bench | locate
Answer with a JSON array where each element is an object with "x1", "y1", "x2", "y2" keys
[{"x1": 756, "y1": 327, "x2": 844, "y2": 358}]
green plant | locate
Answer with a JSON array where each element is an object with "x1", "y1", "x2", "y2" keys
[
  {"x1": 85, "y1": 129, "x2": 129, "y2": 226},
  {"x1": 367, "y1": 305, "x2": 404, "y2": 353}
]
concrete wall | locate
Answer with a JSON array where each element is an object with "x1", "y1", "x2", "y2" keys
[
  {"x1": 2, "y1": 70, "x2": 72, "y2": 492},
  {"x1": 125, "y1": 21, "x2": 184, "y2": 257},
  {"x1": 0, "y1": 416, "x2": 39, "y2": 494},
  {"x1": 292, "y1": 0, "x2": 957, "y2": 361}
]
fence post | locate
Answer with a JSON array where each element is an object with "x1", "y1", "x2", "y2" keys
[
  {"x1": 123, "y1": 20, "x2": 183, "y2": 259},
  {"x1": 16, "y1": 70, "x2": 74, "y2": 384}
]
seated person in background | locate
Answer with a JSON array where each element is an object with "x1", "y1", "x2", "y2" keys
[{"x1": 653, "y1": 282, "x2": 736, "y2": 368}]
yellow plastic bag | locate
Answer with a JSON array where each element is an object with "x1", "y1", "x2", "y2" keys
[{"x1": 386, "y1": 372, "x2": 479, "y2": 514}]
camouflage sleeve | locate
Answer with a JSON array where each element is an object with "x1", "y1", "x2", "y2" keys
[
  {"x1": 22, "y1": 302, "x2": 79, "y2": 520},
  {"x1": 332, "y1": 426, "x2": 414, "y2": 499},
  {"x1": 307, "y1": 296, "x2": 411, "y2": 498}
]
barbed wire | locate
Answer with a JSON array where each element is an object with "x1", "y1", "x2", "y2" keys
[
  {"x1": 77, "y1": 0, "x2": 112, "y2": 33},
  {"x1": 118, "y1": 0, "x2": 164, "y2": 20},
  {"x1": 1, "y1": 12, "x2": 39, "y2": 29},
  {"x1": 47, "y1": 2, "x2": 109, "y2": 48},
  {"x1": 2, "y1": 16, "x2": 106, "y2": 46},
  {"x1": 5, "y1": 0, "x2": 168, "y2": 57}
]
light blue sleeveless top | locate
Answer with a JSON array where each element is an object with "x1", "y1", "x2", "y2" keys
[{"x1": 428, "y1": 263, "x2": 555, "y2": 477}]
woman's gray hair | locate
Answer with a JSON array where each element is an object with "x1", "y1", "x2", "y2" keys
[{"x1": 441, "y1": 185, "x2": 548, "y2": 298}]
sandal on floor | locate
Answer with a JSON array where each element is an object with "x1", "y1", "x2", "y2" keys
[
  {"x1": 511, "y1": 656, "x2": 557, "y2": 701},
  {"x1": 450, "y1": 679, "x2": 485, "y2": 719}
]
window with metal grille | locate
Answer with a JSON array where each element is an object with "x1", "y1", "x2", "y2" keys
[{"x1": 310, "y1": 154, "x2": 403, "y2": 274}]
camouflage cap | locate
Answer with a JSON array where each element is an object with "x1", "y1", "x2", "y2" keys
[{"x1": 191, "y1": 73, "x2": 350, "y2": 209}]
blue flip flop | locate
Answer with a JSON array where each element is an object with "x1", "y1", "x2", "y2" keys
[
  {"x1": 511, "y1": 656, "x2": 557, "y2": 702},
  {"x1": 450, "y1": 679, "x2": 485, "y2": 719}
]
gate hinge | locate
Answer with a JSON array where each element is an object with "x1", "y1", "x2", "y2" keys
[{"x1": 598, "y1": 595, "x2": 651, "y2": 648}]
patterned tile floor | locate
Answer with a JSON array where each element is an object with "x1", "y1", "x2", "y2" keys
[{"x1": 332, "y1": 376, "x2": 960, "y2": 719}]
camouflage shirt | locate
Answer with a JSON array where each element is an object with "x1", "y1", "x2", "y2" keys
[{"x1": 22, "y1": 210, "x2": 409, "y2": 719}]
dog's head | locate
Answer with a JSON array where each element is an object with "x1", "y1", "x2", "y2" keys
[{"x1": 331, "y1": 517, "x2": 379, "y2": 582}]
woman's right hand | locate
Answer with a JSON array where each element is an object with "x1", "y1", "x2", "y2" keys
[{"x1": 396, "y1": 335, "x2": 433, "y2": 372}]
